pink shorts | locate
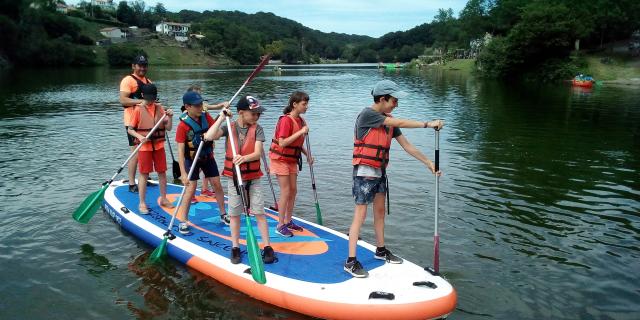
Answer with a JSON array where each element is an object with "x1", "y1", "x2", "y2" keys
[
  {"x1": 138, "y1": 148, "x2": 167, "y2": 174},
  {"x1": 270, "y1": 158, "x2": 298, "y2": 176}
]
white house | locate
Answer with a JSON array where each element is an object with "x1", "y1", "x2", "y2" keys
[
  {"x1": 94, "y1": 0, "x2": 115, "y2": 10},
  {"x1": 100, "y1": 27, "x2": 125, "y2": 39},
  {"x1": 155, "y1": 22, "x2": 191, "y2": 42}
]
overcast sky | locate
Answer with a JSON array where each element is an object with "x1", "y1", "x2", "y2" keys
[{"x1": 69, "y1": 0, "x2": 468, "y2": 37}]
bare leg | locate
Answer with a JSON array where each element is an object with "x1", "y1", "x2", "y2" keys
[
  {"x1": 348, "y1": 204, "x2": 368, "y2": 257},
  {"x1": 276, "y1": 174, "x2": 291, "y2": 228},
  {"x1": 286, "y1": 174, "x2": 297, "y2": 223},
  {"x1": 230, "y1": 215, "x2": 241, "y2": 247},
  {"x1": 372, "y1": 192, "x2": 386, "y2": 247},
  {"x1": 255, "y1": 214, "x2": 271, "y2": 247},
  {"x1": 138, "y1": 172, "x2": 149, "y2": 211},
  {"x1": 176, "y1": 181, "x2": 197, "y2": 221},
  {"x1": 211, "y1": 176, "x2": 226, "y2": 215}
]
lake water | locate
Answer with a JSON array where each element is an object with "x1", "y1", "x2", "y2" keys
[{"x1": 0, "y1": 65, "x2": 638, "y2": 319}]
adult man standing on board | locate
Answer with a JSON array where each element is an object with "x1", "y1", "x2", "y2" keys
[{"x1": 119, "y1": 55, "x2": 154, "y2": 192}]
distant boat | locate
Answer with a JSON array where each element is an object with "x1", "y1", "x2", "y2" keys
[{"x1": 572, "y1": 75, "x2": 594, "y2": 88}]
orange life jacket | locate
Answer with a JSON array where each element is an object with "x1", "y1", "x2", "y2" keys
[
  {"x1": 269, "y1": 115, "x2": 305, "y2": 163},
  {"x1": 352, "y1": 114, "x2": 394, "y2": 169},
  {"x1": 222, "y1": 121, "x2": 263, "y2": 181},
  {"x1": 132, "y1": 103, "x2": 165, "y2": 144}
]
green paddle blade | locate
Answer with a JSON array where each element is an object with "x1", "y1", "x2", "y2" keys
[
  {"x1": 72, "y1": 184, "x2": 108, "y2": 224},
  {"x1": 315, "y1": 203, "x2": 323, "y2": 225},
  {"x1": 245, "y1": 214, "x2": 266, "y2": 284},
  {"x1": 148, "y1": 236, "x2": 169, "y2": 264}
]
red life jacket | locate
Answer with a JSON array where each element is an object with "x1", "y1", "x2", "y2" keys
[
  {"x1": 269, "y1": 114, "x2": 305, "y2": 163},
  {"x1": 132, "y1": 103, "x2": 165, "y2": 144},
  {"x1": 352, "y1": 114, "x2": 394, "y2": 169},
  {"x1": 222, "y1": 121, "x2": 263, "y2": 180}
]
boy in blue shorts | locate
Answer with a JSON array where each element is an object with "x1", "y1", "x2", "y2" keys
[{"x1": 345, "y1": 80, "x2": 444, "y2": 278}]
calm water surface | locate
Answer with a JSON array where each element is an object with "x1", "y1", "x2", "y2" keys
[{"x1": 0, "y1": 66, "x2": 638, "y2": 319}]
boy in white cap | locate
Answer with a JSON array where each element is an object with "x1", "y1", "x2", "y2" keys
[{"x1": 344, "y1": 79, "x2": 444, "y2": 278}]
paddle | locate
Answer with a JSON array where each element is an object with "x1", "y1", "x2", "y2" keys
[
  {"x1": 261, "y1": 151, "x2": 279, "y2": 211},
  {"x1": 165, "y1": 132, "x2": 181, "y2": 180},
  {"x1": 148, "y1": 140, "x2": 205, "y2": 264},
  {"x1": 433, "y1": 128, "x2": 441, "y2": 274},
  {"x1": 304, "y1": 135, "x2": 323, "y2": 225},
  {"x1": 72, "y1": 114, "x2": 168, "y2": 223}
]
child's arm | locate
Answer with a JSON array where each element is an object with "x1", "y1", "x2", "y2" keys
[
  {"x1": 177, "y1": 142, "x2": 188, "y2": 185},
  {"x1": 163, "y1": 108, "x2": 173, "y2": 131},
  {"x1": 233, "y1": 141, "x2": 263, "y2": 165},
  {"x1": 383, "y1": 117, "x2": 443, "y2": 129},
  {"x1": 204, "y1": 109, "x2": 231, "y2": 141},
  {"x1": 127, "y1": 107, "x2": 147, "y2": 144},
  {"x1": 395, "y1": 134, "x2": 439, "y2": 175},
  {"x1": 205, "y1": 101, "x2": 230, "y2": 110},
  {"x1": 127, "y1": 127, "x2": 147, "y2": 145},
  {"x1": 278, "y1": 126, "x2": 308, "y2": 147}
]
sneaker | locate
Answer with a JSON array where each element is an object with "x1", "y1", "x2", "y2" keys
[
  {"x1": 128, "y1": 184, "x2": 138, "y2": 193},
  {"x1": 344, "y1": 259, "x2": 368, "y2": 278},
  {"x1": 262, "y1": 246, "x2": 276, "y2": 264},
  {"x1": 220, "y1": 213, "x2": 230, "y2": 226},
  {"x1": 146, "y1": 179, "x2": 157, "y2": 186},
  {"x1": 230, "y1": 247, "x2": 241, "y2": 264},
  {"x1": 179, "y1": 222, "x2": 190, "y2": 235},
  {"x1": 286, "y1": 220, "x2": 304, "y2": 232},
  {"x1": 276, "y1": 224, "x2": 293, "y2": 237},
  {"x1": 201, "y1": 189, "x2": 215, "y2": 197},
  {"x1": 374, "y1": 248, "x2": 404, "y2": 264}
]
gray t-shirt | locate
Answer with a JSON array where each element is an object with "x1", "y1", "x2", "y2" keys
[
  {"x1": 220, "y1": 121, "x2": 265, "y2": 150},
  {"x1": 354, "y1": 107, "x2": 402, "y2": 177}
]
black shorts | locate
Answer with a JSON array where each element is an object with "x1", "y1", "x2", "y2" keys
[
  {"x1": 126, "y1": 126, "x2": 136, "y2": 147},
  {"x1": 186, "y1": 157, "x2": 220, "y2": 181}
]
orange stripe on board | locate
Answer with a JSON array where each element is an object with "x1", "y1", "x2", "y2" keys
[{"x1": 187, "y1": 256, "x2": 457, "y2": 320}]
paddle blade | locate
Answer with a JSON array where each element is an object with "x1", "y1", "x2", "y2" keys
[
  {"x1": 72, "y1": 184, "x2": 108, "y2": 224},
  {"x1": 148, "y1": 236, "x2": 169, "y2": 264},
  {"x1": 315, "y1": 203, "x2": 323, "y2": 225},
  {"x1": 245, "y1": 215, "x2": 266, "y2": 284},
  {"x1": 172, "y1": 160, "x2": 181, "y2": 180}
]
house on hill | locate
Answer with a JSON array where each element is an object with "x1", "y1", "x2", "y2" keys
[{"x1": 155, "y1": 22, "x2": 191, "y2": 42}]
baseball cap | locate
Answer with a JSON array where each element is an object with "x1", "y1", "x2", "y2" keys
[
  {"x1": 140, "y1": 83, "x2": 157, "y2": 101},
  {"x1": 236, "y1": 95, "x2": 265, "y2": 113},
  {"x1": 182, "y1": 91, "x2": 204, "y2": 105},
  {"x1": 371, "y1": 80, "x2": 408, "y2": 99},
  {"x1": 132, "y1": 55, "x2": 148, "y2": 65}
]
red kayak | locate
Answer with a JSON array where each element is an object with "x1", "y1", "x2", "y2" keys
[{"x1": 572, "y1": 79, "x2": 593, "y2": 88}]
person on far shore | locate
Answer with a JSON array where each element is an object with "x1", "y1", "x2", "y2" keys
[
  {"x1": 119, "y1": 55, "x2": 155, "y2": 192},
  {"x1": 344, "y1": 79, "x2": 444, "y2": 278}
]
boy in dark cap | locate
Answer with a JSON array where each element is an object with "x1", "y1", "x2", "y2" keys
[
  {"x1": 127, "y1": 84, "x2": 174, "y2": 214},
  {"x1": 204, "y1": 95, "x2": 276, "y2": 265},
  {"x1": 344, "y1": 79, "x2": 444, "y2": 278}
]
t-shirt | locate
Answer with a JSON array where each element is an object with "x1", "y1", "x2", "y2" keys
[
  {"x1": 220, "y1": 121, "x2": 265, "y2": 151},
  {"x1": 275, "y1": 116, "x2": 305, "y2": 139},
  {"x1": 175, "y1": 113, "x2": 216, "y2": 144},
  {"x1": 129, "y1": 102, "x2": 166, "y2": 152},
  {"x1": 353, "y1": 107, "x2": 402, "y2": 177},
  {"x1": 119, "y1": 74, "x2": 151, "y2": 126}
]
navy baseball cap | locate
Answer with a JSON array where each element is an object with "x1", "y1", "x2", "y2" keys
[
  {"x1": 132, "y1": 55, "x2": 148, "y2": 65},
  {"x1": 236, "y1": 95, "x2": 265, "y2": 113},
  {"x1": 371, "y1": 80, "x2": 408, "y2": 99},
  {"x1": 182, "y1": 91, "x2": 203, "y2": 105},
  {"x1": 141, "y1": 84, "x2": 157, "y2": 101}
]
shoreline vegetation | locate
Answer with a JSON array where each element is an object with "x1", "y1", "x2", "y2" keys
[{"x1": 0, "y1": 0, "x2": 638, "y2": 83}]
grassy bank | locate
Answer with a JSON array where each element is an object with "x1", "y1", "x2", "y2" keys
[{"x1": 583, "y1": 54, "x2": 640, "y2": 83}]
